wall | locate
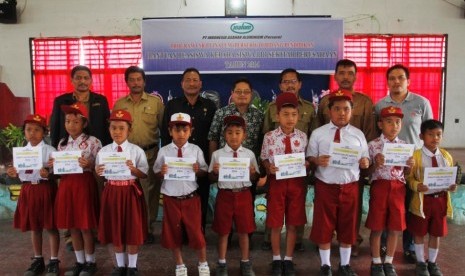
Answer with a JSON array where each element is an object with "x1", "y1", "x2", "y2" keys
[{"x1": 0, "y1": 0, "x2": 464, "y2": 147}]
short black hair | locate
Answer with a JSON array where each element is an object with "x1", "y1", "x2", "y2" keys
[
  {"x1": 328, "y1": 99, "x2": 354, "y2": 109},
  {"x1": 421, "y1": 119, "x2": 444, "y2": 134},
  {"x1": 335, "y1": 59, "x2": 357, "y2": 74},
  {"x1": 71, "y1": 65, "x2": 92, "y2": 78},
  {"x1": 386, "y1": 64, "x2": 410, "y2": 80},
  {"x1": 182, "y1": 67, "x2": 201, "y2": 79},
  {"x1": 125, "y1": 66, "x2": 146, "y2": 83},
  {"x1": 232, "y1": 77, "x2": 253, "y2": 91},
  {"x1": 280, "y1": 68, "x2": 301, "y2": 83}
]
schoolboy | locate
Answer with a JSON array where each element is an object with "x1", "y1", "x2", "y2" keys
[
  {"x1": 307, "y1": 90, "x2": 369, "y2": 276},
  {"x1": 153, "y1": 113, "x2": 210, "y2": 276},
  {"x1": 209, "y1": 115, "x2": 260, "y2": 276},
  {"x1": 260, "y1": 92, "x2": 309, "y2": 276},
  {"x1": 407, "y1": 119, "x2": 456, "y2": 276},
  {"x1": 365, "y1": 106, "x2": 415, "y2": 276}
]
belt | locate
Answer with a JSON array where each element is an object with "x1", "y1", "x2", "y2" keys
[
  {"x1": 141, "y1": 143, "x2": 158, "y2": 151},
  {"x1": 220, "y1": 187, "x2": 250, "y2": 193},
  {"x1": 170, "y1": 191, "x2": 197, "y2": 200},
  {"x1": 425, "y1": 191, "x2": 447, "y2": 198},
  {"x1": 107, "y1": 179, "x2": 143, "y2": 196},
  {"x1": 22, "y1": 180, "x2": 49, "y2": 185}
]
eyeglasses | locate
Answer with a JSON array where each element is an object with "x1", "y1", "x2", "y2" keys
[
  {"x1": 233, "y1": 90, "x2": 252, "y2": 95},
  {"x1": 281, "y1": 79, "x2": 299, "y2": 85}
]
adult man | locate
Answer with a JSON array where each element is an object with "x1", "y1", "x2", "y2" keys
[
  {"x1": 50, "y1": 65, "x2": 111, "y2": 148},
  {"x1": 375, "y1": 64, "x2": 433, "y2": 263},
  {"x1": 317, "y1": 59, "x2": 376, "y2": 256},
  {"x1": 262, "y1": 68, "x2": 316, "y2": 252},
  {"x1": 161, "y1": 68, "x2": 217, "y2": 230},
  {"x1": 113, "y1": 66, "x2": 164, "y2": 243}
]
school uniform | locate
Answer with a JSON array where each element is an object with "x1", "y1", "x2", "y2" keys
[
  {"x1": 260, "y1": 126, "x2": 308, "y2": 228},
  {"x1": 13, "y1": 141, "x2": 57, "y2": 232},
  {"x1": 209, "y1": 144, "x2": 259, "y2": 235},
  {"x1": 306, "y1": 122, "x2": 369, "y2": 245},
  {"x1": 365, "y1": 134, "x2": 408, "y2": 232},
  {"x1": 96, "y1": 140, "x2": 149, "y2": 247},
  {"x1": 55, "y1": 133, "x2": 102, "y2": 230},
  {"x1": 407, "y1": 147, "x2": 454, "y2": 237},
  {"x1": 153, "y1": 141, "x2": 208, "y2": 249}
]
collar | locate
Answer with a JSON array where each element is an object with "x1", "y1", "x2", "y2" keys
[
  {"x1": 181, "y1": 95, "x2": 202, "y2": 107},
  {"x1": 171, "y1": 141, "x2": 189, "y2": 150},
  {"x1": 329, "y1": 121, "x2": 350, "y2": 130},
  {"x1": 112, "y1": 140, "x2": 129, "y2": 151},
  {"x1": 26, "y1": 140, "x2": 45, "y2": 148},
  {"x1": 125, "y1": 91, "x2": 148, "y2": 102},
  {"x1": 276, "y1": 126, "x2": 296, "y2": 137},
  {"x1": 224, "y1": 144, "x2": 243, "y2": 153},
  {"x1": 422, "y1": 146, "x2": 440, "y2": 158},
  {"x1": 68, "y1": 133, "x2": 86, "y2": 143},
  {"x1": 380, "y1": 133, "x2": 399, "y2": 143},
  {"x1": 72, "y1": 92, "x2": 90, "y2": 103},
  {"x1": 387, "y1": 91, "x2": 412, "y2": 103}
]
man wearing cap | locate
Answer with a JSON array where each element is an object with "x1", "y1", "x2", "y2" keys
[
  {"x1": 50, "y1": 65, "x2": 111, "y2": 148},
  {"x1": 374, "y1": 64, "x2": 433, "y2": 263},
  {"x1": 113, "y1": 66, "x2": 164, "y2": 243},
  {"x1": 307, "y1": 90, "x2": 370, "y2": 276},
  {"x1": 161, "y1": 68, "x2": 217, "y2": 231}
]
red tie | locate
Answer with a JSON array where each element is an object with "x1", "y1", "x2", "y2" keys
[
  {"x1": 284, "y1": 136, "x2": 292, "y2": 154},
  {"x1": 117, "y1": 146, "x2": 123, "y2": 152},
  {"x1": 333, "y1": 128, "x2": 341, "y2": 143},
  {"x1": 432, "y1": 155, "x2": 438, "y2": 167},
  {"x1": 233, "y1": 151, "x2": 238, "y2": 158},
  {"x1": 178, "y1": 147, "x2": 183, "y2": 158}
]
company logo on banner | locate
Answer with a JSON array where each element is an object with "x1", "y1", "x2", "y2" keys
[{"x1": 142, "y1": 17, "x2": 343, "y2": 74}]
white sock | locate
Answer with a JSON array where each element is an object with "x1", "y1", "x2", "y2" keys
[
  {"x1": 85, "y1": 253, "x2": 95, "y2": 263},
  {"x1": 198, "y1": 261, "x2": 208, "y2": 267},
  {"x1": 218, "y1": 259, "x2": 226, "y2": 264},
  {"x1": 428, "y1": 248, "x2": 439, "y2": 263},
  {"x1": 284, "y1": 256, "x2": 293, "y2": 261},
  {"x1": 50, "y1": 256, "x2": 58, "y2": 260},
  {"x1": 176, "y1": 264, "x2": 186, "y2": 269},
  {"x1": 414, "y1": 243, "x2": 425, "y2": 262},
  {"x1": 34, "y1": 255, "x2": 42, "y2": 258},
  {"x1": 128, "y1": 253, "x2": 138, "y2": 268},
  {"x1": 74, "y1": 250, "x2": 85, "y2": 264},
  {"x1": 385, "y1": 256, "x2": 394, "y2": 264},
  {"x1": 319, "y1": 249, "x2": 331, "y2": 266},
  {"x1": 372, "y1": 257, "x2": 382, "y2": 264},
  {"x1": 339, "y1": 247, "x2": 351, "y2": 266},
  {"x1": 115, "y1": 253, "x2": 125, "y2": 267},
  {"x1": 241, "y1": 259, "x2": 249, "y2": 263},
  {"x1": 272, "y1": 255, "x2": 282, "y2": 261}
]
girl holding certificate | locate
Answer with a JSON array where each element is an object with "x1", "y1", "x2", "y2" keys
[
  {"x1": 6, "y1": 114, "x2": 60, "y2": 275},
  {"x1": 50, "y1": 103, "x2": 102, "y2": 275},
  {"x1": 95, "y1": 110, "x2": 148, "y2": 275}
]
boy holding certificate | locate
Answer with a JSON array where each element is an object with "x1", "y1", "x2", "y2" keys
[
  {"x1": 307, "y1": 90, "x2": 369, "y2": 276},
  {"x1": 407, "y1": 119, "x2": 457, "y2": 276},
  {"x1": 260, "y1": 92, "x2": 309, "y2": 276},
  {"x1": 209, "y1": 115, "x2": 260, "y2": 276},
  {"x1": 365, "y1": 106, "x2": 415, "y2": 276},
  {"x1": 95, "y1": 110, "x2": 148, "y2": 275},
  {"x1": 153, "y1": 112, "x2": 210, "y2": 276}
]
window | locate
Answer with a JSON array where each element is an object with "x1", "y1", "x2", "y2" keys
[{"x1": 31, "y1": 36, "x2": 141, "y2": 119}]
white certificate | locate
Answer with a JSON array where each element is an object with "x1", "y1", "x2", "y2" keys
[
  {"x1": 424, "y1": 166, "x2": 457, "y2": 191},
  {"x1": 382, "y1": 143, "x2": 415, "y2": 166},
  {"x1": 164, "y1": 157, "x2": 196, "y2": 181},
  {"x1": 273, "y1": 152, "x2": 306, "y2": 180},
  {"x1": 99, "y1": 152, "x2": 131, "y2": 177},
  {"x1": 218, "y1": 157, "x2": 250, "y2": 182},
  {"x1": 13, "y1": 146, "x2": 43, "y2": 170},
  {"x1": 328, "y1": 142, "x2": 362, "y2": 170},
  {"x1": 52, "y1": 151, "x2": 83, "y2": 175}
]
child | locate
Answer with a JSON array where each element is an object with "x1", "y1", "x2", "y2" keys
[
  {"x1": 260, "y1": 92, "x2": 309, "y2": 276},
  {"x1": 307, "y1": 90, "x2": 369, "y2": 276},
  {"x1": 407, "y1": 119, "x2": 456, "y2": 276},
  {"x1": 365, "y1": 106, "x2": 415, "y2": 276},
  {"x1": 6, "y1": 114, "x2": 60, "y2": 276},
  {"x1": 50, "y1": 103, "x2": 102, "y2": 276},
  {"x1": 153, "y1": 112, "x2": 210, "y2": 276},
  {"x1": 95, "y1": 110, "x2": 148, "y2": 275},
  {"x1": 209, "y1": 115, "x2": 260, "y2": 276}
]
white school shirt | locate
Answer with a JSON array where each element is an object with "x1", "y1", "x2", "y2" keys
[
  {"x1": 209, "y1": 144, "x2": 260, "y2": 189},
  {"x1": 153, "y1": 141, "x2": 208, "y2": 197},
  {"x1": 17, "y1": 141, "x2": 55, "y2": 183},
  {"x1": 95, "y1": 140, "x2": 148, "y2": 181},
  {"x1": 420, "y1": 146, "x2": 447, "y2": 195},
  {"x1": 307, "y1": 121, "x2": 369, "y2": 184}
]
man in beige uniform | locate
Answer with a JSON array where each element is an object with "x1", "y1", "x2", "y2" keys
[
  {"x1": 262, "y1": 68, "x2": 317, "y2": 252},
  {"x1": 113, "y1": 66, "x2": 164, "y2": 243},
  {"x1": 317, "y1": 59, "x2": 376, "y2": 256}
]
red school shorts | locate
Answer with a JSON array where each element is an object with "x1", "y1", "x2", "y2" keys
[
  {"x1": 365, "y1": 179, "x2": 406, "y2": 232},
  {"x1": 212, "y1": 188, "x2": 256, "y2": 235},
  {"x1": 310, "y1": 180, "x2": 359, "y2": 245},
  {"x1": 408, "y1": 192, "x2": 448, "y2": 237}
]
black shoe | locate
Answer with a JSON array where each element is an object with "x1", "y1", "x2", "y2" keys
[
  {"x1": 111, "y1": 266, "x2": 127, "y2": 276},
  {"x1": 126, "y1": 267, "x2": 139, "y2": 276},
  {"x1": 64, "y1": 262, "x2": 85, "y2": 276},
  {"x1": 403, "y1": 250, "x2": 417, "y2": 264},
  {"x1": 261, "y1": 241, "x2": 272, "y2": 251},
  {"x1": 427, "y1": 261, "x2": 443, "y2": 276},
  {"x1": 24, "y1": 257, "x2": 45, "y2": 276},
  {"x1": 338, "y1": 264, "x2": 358, "y2": 276},
  {"x1": 383, "y1": 263, "x2": 397, "y2": 276},
  {"x1": 79, "y1": 262, "x2": 97, "y2": 276},
  {"x1": 45, "y1": 259, "x2": 60, "y2": 276},
  {"x1": 282, "y1": 260, "x2": 295, "y2": 276},
  {"x1": 319, "y1": 265, "x2": 332, "y2": 276},
  {"x1": 271, "y1": 260, "x2": 282, "y2": 276},
  {"x1": 415, "y1": 262, "x2": 430, "y2": 276},
  {"x1": 370, "y1": 263, "x2": 385, "y2": 276},
  {"x1": 294, "y1": 242, "x2": 305, "y2": 252},
  {"x1": 144, "y1": 233, "x2": 155, "y2": 244}
]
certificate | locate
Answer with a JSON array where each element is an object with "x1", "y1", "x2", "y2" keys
[
  {"x1": 382, "y1": 143, "x2": 415, "y2": 166},
  {"x1": 99, "y1": 152, "x2": 131, "y2": 177},
  {"x1": 52, "y1": 151, "x2": 83, "y2": 175},
  {"x1": 13, "y1": 146, "x2": 43, "y2": 170},
  {"x1": 273, "y1": 152, "x2": 306, "y2": 180},
  {"x1": 218, "y1": 157, "x2": 250, "y2": 182},
  {"x1": 424, "y1": 167, "x2": 457, "y2": 191},
  {"x1": 164, "y1": 157, "x2": 196, "y2": 181},
  {"x1": 328, "y1": 142, "x2": 362, "y2": 170}
]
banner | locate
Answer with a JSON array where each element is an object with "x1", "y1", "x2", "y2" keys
[{"x1": 142, "y1": 17, "x2": 343, "y2": 74}]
